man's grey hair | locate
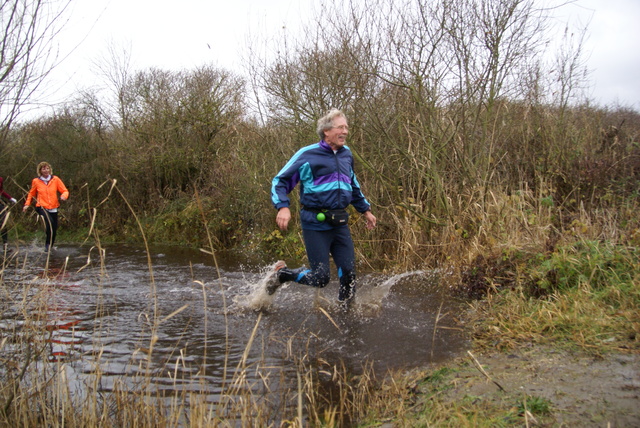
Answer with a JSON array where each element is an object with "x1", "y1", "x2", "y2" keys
[{"x1": 317, "y1": 108, "x2": 346, "y2": 140}]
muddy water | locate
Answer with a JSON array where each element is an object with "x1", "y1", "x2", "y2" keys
[{"x1": 1, "y1": 243, "x2": 468, "y2": 401}]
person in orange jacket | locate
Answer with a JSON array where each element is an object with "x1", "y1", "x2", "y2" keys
[{"x1": 23, "y1": 162, "x2": 69, "y2": 252}]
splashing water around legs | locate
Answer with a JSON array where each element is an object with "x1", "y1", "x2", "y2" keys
[
  {"x1": 234, "y1": 261, "x2": 291, "y2": 311},
  {"x1": 235, "y1": 265, "x2": 428, "y2": 317}
]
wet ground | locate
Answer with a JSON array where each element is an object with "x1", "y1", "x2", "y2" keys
[{"x1": 423, "y1": 345, "x2": 640, "y2": 427}]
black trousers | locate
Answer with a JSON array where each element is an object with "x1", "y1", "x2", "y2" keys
[
  {"x1": 279, "y1": 226, "x2": 357, "y2": 301},
  {"x1": 36, "y1": 207, "x2": 58, "y2": 248},
  {"x1": 0, "y1": 205, "x2": 8, "y2": 244}
]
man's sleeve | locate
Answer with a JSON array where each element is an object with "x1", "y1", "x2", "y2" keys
[
  {"x1": 349, "y1": 168, "x2": 371, "y2": 213},
  {"x1": 271, "y1": 150, "x2": 304, "y2": 209}
]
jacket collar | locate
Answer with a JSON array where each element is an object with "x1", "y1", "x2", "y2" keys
[{"x1": 319, "y1": 140, "x2": 343, "y2": 152}]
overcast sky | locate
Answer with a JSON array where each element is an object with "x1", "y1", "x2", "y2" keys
[
  {"x1": 560, "y1": 0, "x2": 640, "y2": 108},
  {"x1": 31, "y1": 0, "x2": 640, "y2": 117}
]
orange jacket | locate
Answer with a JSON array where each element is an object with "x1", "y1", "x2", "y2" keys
[{"x1": 24, "y1": 176, "x2": 69, "y2": 210}]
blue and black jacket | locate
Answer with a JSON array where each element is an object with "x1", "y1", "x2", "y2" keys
[{"x1": 271, "y1": 140, "x2": 371, "y2": 231}]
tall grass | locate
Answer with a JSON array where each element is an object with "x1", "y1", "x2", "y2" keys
[{"x1": 467, "y1": 237, "x2": 640, "y2": 353}]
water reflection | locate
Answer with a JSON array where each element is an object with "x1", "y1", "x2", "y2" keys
[{"x1": 1, "y1": 243, "x2": 468, "y2": 400}]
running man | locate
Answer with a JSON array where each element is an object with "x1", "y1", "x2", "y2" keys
[{"x1": 267, "y1": 109, "x2": 376, "y2": 310}]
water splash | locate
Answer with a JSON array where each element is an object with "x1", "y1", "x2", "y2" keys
[
  {"x1": 232, "y1": 261, "x2": 288, "y2": 312},
  {"x1": 232, "y1": 269, "x2": 428, "y2": 316},
  {"x1": 355, "y1": 271, "x2": 425, "y2": 316}
]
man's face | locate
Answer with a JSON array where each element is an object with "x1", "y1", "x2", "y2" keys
[{"x1": 324, "y1": 116, "x2": 348, "y2": 150}]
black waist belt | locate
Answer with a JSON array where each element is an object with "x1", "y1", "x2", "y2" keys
[
  {"x1": 303, "y1": 207, "x2": 327, "y2": 214},
  {"x1": 303, "y1": 207, "x2": 349, "y2": 226}
]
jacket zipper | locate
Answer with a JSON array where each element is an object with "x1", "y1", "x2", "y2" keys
[{"x1": 334, "y1": 150, "x2": 346, "y2": 206}]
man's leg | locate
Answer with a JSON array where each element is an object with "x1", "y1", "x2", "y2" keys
[
  {"x1": 330, "y1": 227, "x2": 356, "y2": 302},
  {"x1": 278, "y1": 229, "x2": 333, "y2": 288}
]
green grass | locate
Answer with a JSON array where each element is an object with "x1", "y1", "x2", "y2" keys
[{"x1": 466, "y1": 239, "x2": 639, "y2": 354}]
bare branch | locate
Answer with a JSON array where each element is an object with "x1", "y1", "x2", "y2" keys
[{"x1": 0, "y1": 0, "x2": 72, "y2": 145}]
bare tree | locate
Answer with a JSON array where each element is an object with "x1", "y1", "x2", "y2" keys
[
  {"x1": 0, "y1": 0, "x2": 71, "y2": 146},
  {"x1": 90, "y1": 41, "x2": 135, "y2": 131}
]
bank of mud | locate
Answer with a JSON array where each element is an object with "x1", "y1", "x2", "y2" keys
[{"x1": 399, "y1": 344, "x2": 639, "y2": 427}]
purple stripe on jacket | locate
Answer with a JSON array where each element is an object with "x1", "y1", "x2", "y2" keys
[
  {"x1": 314, "y1": 172, "x2": 351, "y2": 186},
  {"x1": 284, "y1": 172, "x2": 300, "y2": 193}
]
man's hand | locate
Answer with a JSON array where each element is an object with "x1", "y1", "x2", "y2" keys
[
  {"x1": 363, "y1": 211, "x2": 377, "y2": 230},
  {"x1": 276, "y1": 207, "x2": 291, "y2": 231}
]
